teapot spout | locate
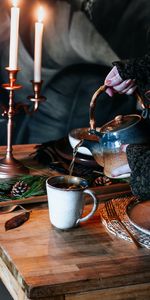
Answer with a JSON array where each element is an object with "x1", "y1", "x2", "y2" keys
[{"x1": 82, "y1": 139, "x2": 104, "y2": 167}]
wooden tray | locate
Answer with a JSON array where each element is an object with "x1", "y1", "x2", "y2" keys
[
  {"x1": 0, "y1": 195, "x2": 47, "y2": 208},
  {"x1": 0, "y1": 144, "x2": 131, "y2": 208},
  {"x1": 0, "y1": 183, "x2": 131, "y2": 208}
]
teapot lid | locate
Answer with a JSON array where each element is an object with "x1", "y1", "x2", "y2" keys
[{"x1": 100, "y1": 114, "x2": 141, "y2": 134}]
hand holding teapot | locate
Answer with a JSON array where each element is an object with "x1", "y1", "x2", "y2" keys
[{"x1": 104, "y1": 66, "x2": 137, "y2": 97}]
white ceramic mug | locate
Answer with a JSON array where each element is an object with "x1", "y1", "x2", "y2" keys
[{"x1": 46, "y1": 175, "x2": 98, "y2": 230}]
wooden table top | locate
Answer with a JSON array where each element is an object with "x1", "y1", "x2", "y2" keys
[
  {"x1": 0, "y1": 144, "x2": 150, "y2": 300},
  {"x1": 0, "y1": 203, "x2": 150, "y2": 300}
]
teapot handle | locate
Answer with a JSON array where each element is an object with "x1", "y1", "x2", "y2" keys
[
  {"x1": 134, "y1": 91, "x2": 146, "y2": 110},
  {"x1": 89, "y1": 85, "x2": 148, "y2": 133},
  {"x1": 128, "y1": 90, "x2": 150, "y2": 119},
  {"x1": 89, "y1": 84, "x2": 106, "y2": 132}
]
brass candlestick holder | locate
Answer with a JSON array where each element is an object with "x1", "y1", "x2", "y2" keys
[{"x1": 0, "y1": 67, "x2": 46, "y2": 179}]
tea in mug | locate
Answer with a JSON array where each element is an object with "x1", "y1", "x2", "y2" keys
[{"x1": 52, "y1": 182, "x2": 84, "y2": 190}]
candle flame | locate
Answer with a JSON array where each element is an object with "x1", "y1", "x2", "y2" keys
[
  {"x1": 37, "y1": 6, "x2": 44, "y2": 23},
  {"x1": 12, "y1": 0, "x2": 18, "y2": 7}
]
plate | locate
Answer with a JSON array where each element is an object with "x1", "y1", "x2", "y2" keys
[
  {"x1": 54, "y1": 137, "x2": 98, "y2": 167},
  {"x1": 127, "y1": 199, "x2": 150, "y2": 235}
]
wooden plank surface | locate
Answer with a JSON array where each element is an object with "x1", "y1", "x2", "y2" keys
[
  {"x1": 0, "y1": 204, "x2": 150, "y2": 299},
  {"x1": 0, "y1": 257, "x2": 28, "y2": 300},
  {"x1": 66, "y1": 283, "x2": 150, "y2": 300}
]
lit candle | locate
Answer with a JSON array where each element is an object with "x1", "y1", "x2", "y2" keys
[
  {"x1": 34, "y1": 7, "x2": 44, "y2": 82},
  {"x1": 9, "y1": 0, "x2": 20, "y2": 70}
]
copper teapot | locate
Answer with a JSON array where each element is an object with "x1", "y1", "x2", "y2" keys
[{"x1": 82, "y1": 85, "x2": 150, "y2": 178}]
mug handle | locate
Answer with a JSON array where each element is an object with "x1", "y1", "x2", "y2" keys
[{"x1": 77, "y1": 189, "x2": 98, "y2": 224}]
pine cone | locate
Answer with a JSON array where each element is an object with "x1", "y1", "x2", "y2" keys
[
  {"x1": 11, "y1": 181, "x2": 29, "y2": 197},
  {"x1": 94, "y1": 175, "x2": 112, "y2": 186}
]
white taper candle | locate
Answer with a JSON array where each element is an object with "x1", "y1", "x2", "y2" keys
[
  {"x1": 34, "y1": 7, "x2": 44, "y2": 82},
  {"x1": 9, "y1": 0, "x2": 20, "y2": 70}
]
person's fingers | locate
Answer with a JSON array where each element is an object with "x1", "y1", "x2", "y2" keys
[
  {"x1": 106, "y1": 83, "x2": 136, "y2": 97},
  {"x1": 118, "y1": 84, "x2": 137, "y2": 95},
  {"x1": 106, "y1": 87, "x2": 118, "y2": 97},
  {"x1": 111, "y1": 164, "x2": 131, "y2": 177},
  {"x1": 105, "y1": 68, "x2": 136, "y2": 96},
  {"x1": 125, "y1": 85, "x2": 137, "y2": 95},
  {"x1": 105, "y1": 73, "x2": 122, "y2": 86},
  {"x1": 113, "y1": 79, "x2": 132, "y2": 92},
  {"x1": 120, "y1": 144, "x2": 129, "y2": 152},
  {"x1": 105, "y1": 66, "x2": 123, "y2": 86},
  {"x1": 105, "y1": 87, "x2": 115, "y2": 97},
  {"x1": 105, "y1": 66, "x2": 118, "y2": 81}
]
